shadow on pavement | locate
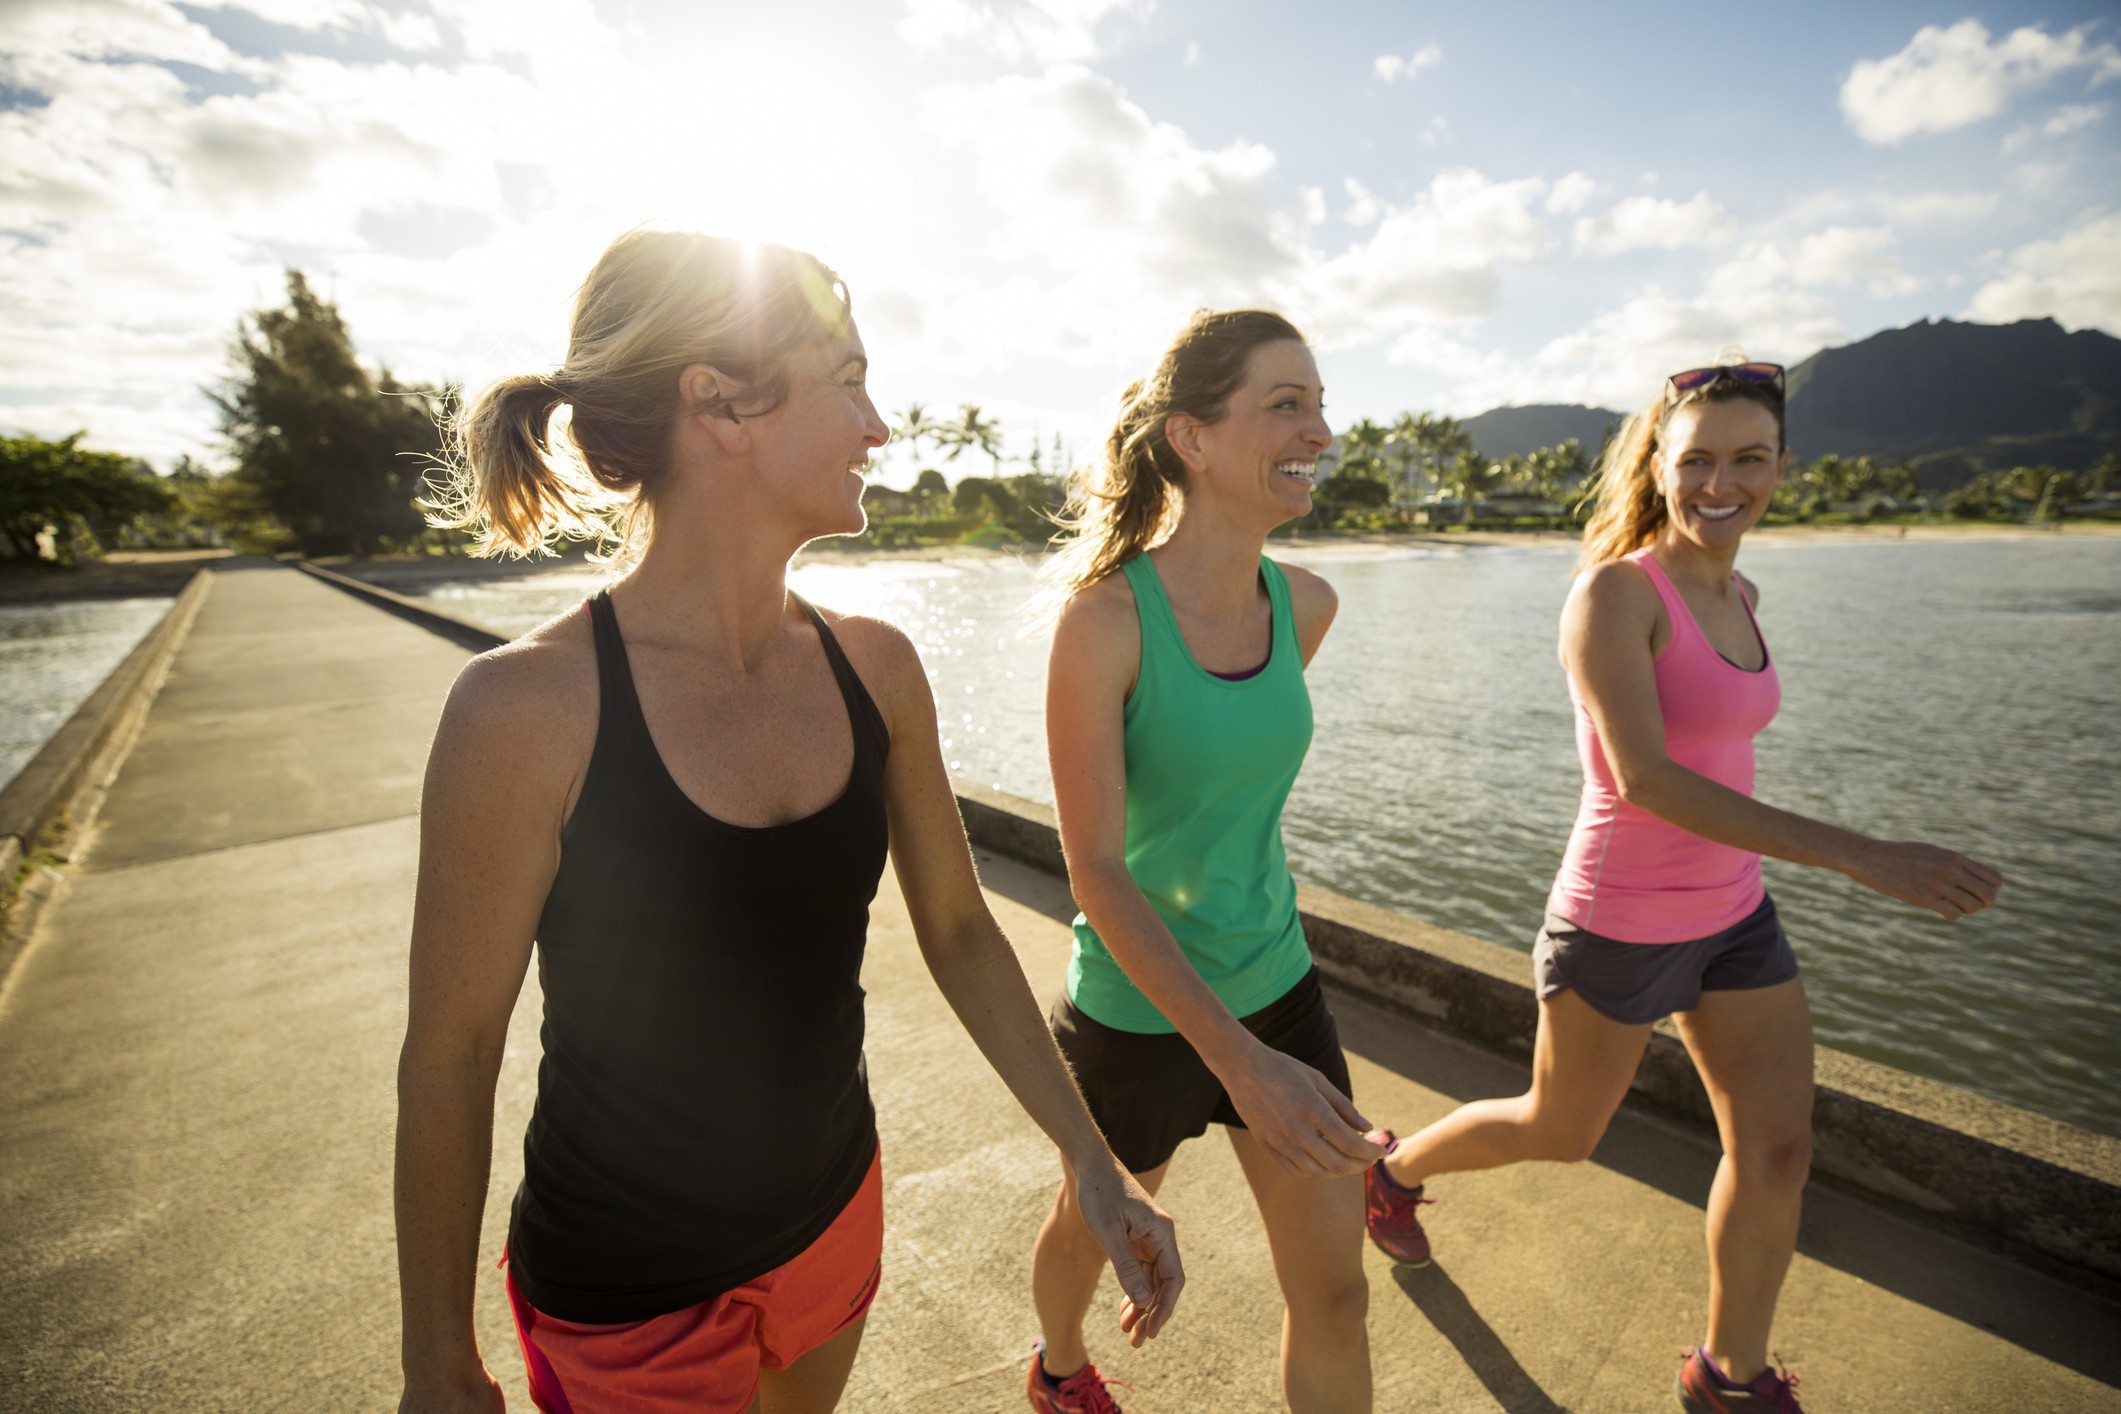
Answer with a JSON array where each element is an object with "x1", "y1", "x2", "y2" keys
[
  {"x1": 1336, "y1": 987, "x2": 2121, "y2": 1393},
  {"x1": 1390, "y1": 1263, "x2": 1568, "y2": 1412}
]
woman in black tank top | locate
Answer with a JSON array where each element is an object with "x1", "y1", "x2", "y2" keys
[{"x1": 394, "y1": 232, "x2": 1182, "y2": 1414}]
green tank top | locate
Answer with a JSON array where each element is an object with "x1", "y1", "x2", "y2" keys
[{"x1": 1067, "y1": 553, "x2": 1317, "y2": 1034}]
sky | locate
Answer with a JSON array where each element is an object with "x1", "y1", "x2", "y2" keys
[{"x1": 3, "y1": 0, "x2": 2119, "y2": 484}]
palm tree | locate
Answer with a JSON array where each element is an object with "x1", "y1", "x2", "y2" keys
[
  {"x1": 1340, "y1": 418, "x2": 1389, "y2": 461},
  {"x1": 1385, "y1": 413, "x2": 1428, "y2": 502},
  {"x1": 1411, "y1": 413, "x2": 1472, "y2": 499},
  {"x1": 894, "y1": 403, "x2": 936, "y2": 465},
  {"x1": 1435, "y1": 448, "x2": 1499, "y2": 521},
  {"x1": 939, "y1": 403, "x2": 1005, "y2": 474}
]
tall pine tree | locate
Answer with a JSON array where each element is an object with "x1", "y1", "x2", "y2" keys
[{"x1": 212, "y1": 271, "x2": 451, "y2": 556}]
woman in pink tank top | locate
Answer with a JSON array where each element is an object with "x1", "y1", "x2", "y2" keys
[{"x1": 1363, "y1": 362, "x2": 2003, "y2": 1414}]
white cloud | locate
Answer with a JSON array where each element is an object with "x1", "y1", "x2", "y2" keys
[
  {"x1": 1182, "y1": 39, "x2": 1200, "y2": 67},
  {"x1": 1964, "y1": 210, "x2": 2121, "y2": 335},
  {"x1": 898, "y1": 0, "x2": 1144, "y2": 64},
  {"x1": 1877, "y1": 190, "x2": 1999, "y2": 223},
  {"x1": 1340, "y1": 177, "x2": 1380, "y2": 227},
  {"x1": 2005, "y1": 101, "x2": 2109, "y2": 150},
  {"x1": 1840, "y1": 20, "x2": 2121, "y2": 145},
  {"x1": 1397, "y1": 256, "x2": 1848, "y2": 415},
  {"x1": 1303, "y1": 170, "x2": 1552, "y2": 342},
  {"x1": 1373, "y1": 44, "x2": 1441, "y2": 83},
  {"x1": 1572, "y1": 193, "x2": 1736, "y2": 257},
  {"x1": 1421, "y1": 115, "x2": 1447, "y2": 146},
  {"x1": 1545, "y1": 170, "x2": 1599, "y2": 215}
]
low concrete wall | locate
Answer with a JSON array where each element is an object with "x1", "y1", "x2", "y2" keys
[
  {"x1": 1, "y1": 569, "x2": 211, "y2": 882},
  {"x1": 953, "y1": 781, "x2": 2121, "y2": 1298},
  {"x1": 295, "y1": 568, "x2": 2121, "y2": 1296},
  {"x1": 295, "y1": 560, "x2": 512, "y2": 653},
  {"x1": 0, "y1": 569, "x2": 211, "y2": 966}
]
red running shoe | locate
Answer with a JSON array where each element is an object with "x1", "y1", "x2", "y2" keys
[
  {"x1": 1675, "y1": 1348, "x2": 1804, "y2": 1412},
  {"x1": 1026, "y1": 1342, "x2": 1131, "y2": 1413},
  {"x1": 1363, "y1": 1131, "x2": 1434, "y2": 1268}
]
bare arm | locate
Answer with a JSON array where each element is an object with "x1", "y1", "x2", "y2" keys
[
  {"x1": 396, "y1": 644, "x2": 588, "y2": 1412},
  {"x1": 1047, "y1": 581, "x2": 1385, "y2": 1178},
  {"x1": 845, "y1": 616, "x2": 1184, "y2": 1343},
  {"x1": 1564, "y1": 562, "x2": 2002, "y2": 920}
]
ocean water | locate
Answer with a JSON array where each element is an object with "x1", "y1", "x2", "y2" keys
[
  {"x1": 366, "y1": 538, "x2": 2121, "y2": 1138},
  {"x1": 1, "y1": 597, "x2": 171, "y2": 794}
]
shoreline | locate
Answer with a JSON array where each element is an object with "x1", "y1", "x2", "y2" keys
[{"x1": 1, "y1": 522, "x2": 2113, "y2": 602}]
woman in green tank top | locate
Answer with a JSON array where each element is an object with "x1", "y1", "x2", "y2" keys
[{"x1": 1022, "y1": 311, "x2": 1389, "y2": 1414}]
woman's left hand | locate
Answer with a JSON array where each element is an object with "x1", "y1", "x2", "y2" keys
[{"x1": 1071, "y1": 1157, "x2": 1186, "y2": 1346}]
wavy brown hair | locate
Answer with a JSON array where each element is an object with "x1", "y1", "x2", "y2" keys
[
  {"x1": 1576, "y1": 374, "x2": 1786, "y2": 569},
  {"x1": 429, "y1": 230, "x2": 852, "y2": 558},
  {"x1": 1033, "y1": 309, "x2": 1306, "y2": 627}
]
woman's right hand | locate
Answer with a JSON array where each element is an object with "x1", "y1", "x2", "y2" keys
[
  {"x1": 1845, "y1": 839, "x2": 2004, "y2": 920},
  {"x1": 1217, "y1": 1040, "x2": 1391, "y2": 1177},
  {"x1": 399, "y1": 1370, "x2": 506, "y2": 1413}
]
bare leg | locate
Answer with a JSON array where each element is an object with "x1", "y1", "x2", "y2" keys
[
  {"x1": 753, "y1": 1311, "x2": 868, "y2": 1414},
  {"x1": 1227, "y1": 1127, "x2": 1371, "y2": 1414},
  {"x1": 1031, "y1": 1159, "x2": 1171, "y2": 1380},
  {"x1": 1384, "y1": 989, "x2": 1653, "y2": 1190},
  {"x1": 1672, "y1": 978, "x2": 1814, "y2": 1386}
]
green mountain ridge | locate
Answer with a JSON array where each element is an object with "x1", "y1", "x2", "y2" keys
[{"x1": 1461, "y1": 318, "x2": 2121, "y2": 489}]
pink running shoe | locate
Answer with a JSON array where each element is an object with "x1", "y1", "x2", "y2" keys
[
  {"x1": 1675, "y1": 1348, "x2": 1804, "y2": 1412},
  {"x1": 1026, "y1": 1342, "x2": 1132, "y2": 1413},
  {"x1": 1363, "y1": 1131, "x2": 1434, "y2": 1268}
]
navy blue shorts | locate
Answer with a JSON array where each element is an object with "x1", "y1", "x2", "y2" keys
[{"x1": 1532, "y1": 894, "x2": 1798, "y2": 1025}]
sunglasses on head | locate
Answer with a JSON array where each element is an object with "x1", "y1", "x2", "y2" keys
[{"x1": 1667, "y1": 362, "x2": 1785, "y2": 397}]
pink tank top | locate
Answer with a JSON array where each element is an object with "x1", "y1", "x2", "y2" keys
[{"x1": 1548, "y1": 549, "x2": 1781, "y2": 943}]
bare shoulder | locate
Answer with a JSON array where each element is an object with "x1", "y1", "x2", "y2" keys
[
  {"x1": 1735, "y1": 570, "x2": 1761, "y2": 608},
  {"x1": 433, "y1": 606, "x2": 597, "y2": 776},
  {"x1": 1570, "y1": 556, "x2": 1659, "y2": 617},
  {"x1": 1053, "y1": 570, "x2": 1140, "y2": 654},
  {"x1": 1275, "y1": 558, "x2": 1336, "y2": 606},
  {"x1": 1047, "y1": 570, "x2": 1142, "y2": 698},
  {"x1": 1563, "y1": 557, "x2": 1664, "y2": 662},
  {"x1": 812, "y1": 606, "x2": 926, "y2": 710},
  {"x1": 1274, "y1": 558, "x2": 1338, "y2": 652}
]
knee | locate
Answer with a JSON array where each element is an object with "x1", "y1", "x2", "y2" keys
[
  {"x1": 1732, "y1": 1132, "x2": 1813, "y2": 1192},
  {"x1": 1290, "y1": 1270, "x2": 1369, "y2": 1332},
  {"x1": 1526, "y1": 1110, "x2": 1608, "y2": 1165}
]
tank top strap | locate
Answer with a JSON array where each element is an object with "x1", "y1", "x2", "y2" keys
[
  {"x1": 1625, "y1": 549, "x2": 1698, "y2": 652},
  {"x1": 794, "y1": 596, "x2": 892, "y2": 763},
  {"x1": 585, "y1": 590, "x2": 655, "y2": 752},
  {"x1": 1259, "y1": 557, "x2": 1295, "y2": 664},
  {"x1": 1119, "y1": 552, "x2": 1183, "y2": 648}
]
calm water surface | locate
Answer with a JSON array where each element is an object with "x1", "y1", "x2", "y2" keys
[
  {"x1": 398, "y1": 538, "x2": 2121, "y2": 1138},
  {"x1": 1, "y1": 598, "x2": 171, "y2": 793}
]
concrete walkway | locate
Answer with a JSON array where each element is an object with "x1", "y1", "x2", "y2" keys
[{"x1": 2, "y1": 562, "x2": 2116, "y2": 1412}]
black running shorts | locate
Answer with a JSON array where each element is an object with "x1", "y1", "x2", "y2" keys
[{"x1": 1048, "y1": 966, "x2": 1353, "y2": 1175}]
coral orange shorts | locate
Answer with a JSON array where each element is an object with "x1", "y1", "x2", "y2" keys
[{"x1": 505, "y1": 1149, "x2": 883, "y2": 1414}]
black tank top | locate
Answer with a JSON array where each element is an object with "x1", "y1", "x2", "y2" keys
[{"x1": 506, "y1": 590, "x2": 890, "y2": 1323}]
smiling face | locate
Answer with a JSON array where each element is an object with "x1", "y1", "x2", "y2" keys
[
  {"x1": 1656, "y1": 397, "x2": 1787, "y2": 551},
  {"x1": 743, "y1": 323, "x2": 889, "y2": 540},
  {"x1": 1174, "y1": 338, "x2": 1332, "y2": 527}
]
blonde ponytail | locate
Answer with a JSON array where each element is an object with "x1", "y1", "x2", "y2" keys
[{"x1": 429, "y1": 229, "x2": 852, "y2": 559}]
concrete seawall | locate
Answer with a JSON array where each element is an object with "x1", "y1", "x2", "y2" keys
[
  {"x1": 309, "y1": 563, "x2": 2121, "y2": 1299},
  {"x1": 957, "y1": 781, "x2": 2121, "y2": 1298},
  {"x1": 0, "y1": 569, "x2": 210, "y2": 978}
]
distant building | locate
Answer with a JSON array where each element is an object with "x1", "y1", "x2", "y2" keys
[{"x1": 862, "y1": 484, "x2": 917, "y2": 518}]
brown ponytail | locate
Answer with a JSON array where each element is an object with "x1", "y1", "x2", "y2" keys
[
  {"x1": 1034, "y1": 308, "x2": 1304, "y2": 627},
  {"x1": 429, "y1": 229, "x2": 852, "y2": 558}
]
